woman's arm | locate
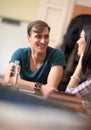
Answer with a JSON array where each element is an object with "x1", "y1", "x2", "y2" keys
[{"x1": 66, "y1": 54, "x2": 83, "y2": 90}]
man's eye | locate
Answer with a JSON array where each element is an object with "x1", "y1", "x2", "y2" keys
[
  {"x1": 35, "y1": 34, "x2": 49, "y2": 39},
  {"x1": 35, "y1": 35, "x2": 41, "y2": 39},
  {"x1": 44, "y1": 35, "x2": 49, "y2": 39}
]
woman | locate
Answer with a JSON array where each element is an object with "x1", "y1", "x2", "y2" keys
[
  {"x1": 3, "y1": 20, "x2": 66, "y2": 98},
  {"x1": 57, "y1": 15, "x2": 91, "y2": 91},
  {"x1": 66, "y1": 25, "x2": 91, "y2": 101}
]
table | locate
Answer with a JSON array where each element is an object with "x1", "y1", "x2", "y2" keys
[{"x1": 0, "y1": 85, "x2": 90, "y2": 130}]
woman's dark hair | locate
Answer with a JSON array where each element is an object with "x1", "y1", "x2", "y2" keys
[
  {"x1": 82, "y1": 25, "x2": 91, "y2": 78},
  {"x1": 57, "y1": 15, "x2": 91, "y2": 90}
]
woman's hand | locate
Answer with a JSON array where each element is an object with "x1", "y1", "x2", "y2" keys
[{"x1": 66, "y1": 53, "x2": 84, "y2": 89}]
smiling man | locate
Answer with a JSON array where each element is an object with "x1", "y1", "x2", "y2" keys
[{"x1": 3, "y1": 20, "x2": 66, "y2": 98}]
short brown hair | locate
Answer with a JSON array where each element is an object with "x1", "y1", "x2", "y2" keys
[{"x1": 27, "y1": 20, "x2": 50, "y2": 36}]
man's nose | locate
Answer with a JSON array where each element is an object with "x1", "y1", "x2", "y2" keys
[{"x1": 40, "y1": 37, "x2": 46, "y2": 43}]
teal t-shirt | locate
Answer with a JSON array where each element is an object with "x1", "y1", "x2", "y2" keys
[{"x1": 10, "y1": 46, "x2": 66, "y2": 90}]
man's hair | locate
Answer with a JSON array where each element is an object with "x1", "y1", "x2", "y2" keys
[{"x1": 27, "y1": 20, "x2": 50, "y2": 36}]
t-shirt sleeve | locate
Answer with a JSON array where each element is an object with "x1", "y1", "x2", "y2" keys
[
  {"x1": 9, "y1": 48, "x2": 22, "y2": 64},
  {"x1": 50, "y1": 50, "x2": 66, "y2": 68}
]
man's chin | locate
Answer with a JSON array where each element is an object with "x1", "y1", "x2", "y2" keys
[
  {"x1": 38, "y1": 47, "x2": 46, "y2": 52},
  {"x1": 37, "y1": 49, "x2": 46, "y2": 54}
]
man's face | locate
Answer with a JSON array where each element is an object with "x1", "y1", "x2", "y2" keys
[{"x1": 27, "y1": 27, "x2": 50, "y2": 54}]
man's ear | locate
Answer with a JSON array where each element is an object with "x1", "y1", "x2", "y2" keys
[{"x1": 27, "y1": 35, "x2": 31, "y2": 42}]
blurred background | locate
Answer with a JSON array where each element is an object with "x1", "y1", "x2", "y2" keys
[
  {"x1": 0, "y1": 1, "x2": 91, "y2": 129},
  {"x1": 0, "y1": 0, "x2": 91, "y2": 81}
]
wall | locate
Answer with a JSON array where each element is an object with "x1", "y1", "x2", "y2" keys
[
  {"x1": 0, "y1": 0, "x2": 40, "y2": 21},
  {"x1": 77, "y1": 0, "x2": 91, "y2": 7},
  {"x1": 37, "y1": 0, "x2": 76, "y2": 47},
  {"x1": 0, "y1": 19, "x2": 29, "y2": 76},
  {"x1": 0, "y1": 0, "x2": 40, "y2": 76}
]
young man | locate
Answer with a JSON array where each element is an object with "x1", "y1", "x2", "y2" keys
[{"x1": 4, "y1": 20, "x2": 66, "y2": 98}]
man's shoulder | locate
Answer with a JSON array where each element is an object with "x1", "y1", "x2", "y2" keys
[
  {"x1": 16, "y1": 47, "x2": 30, "y2": 53},
  {"x1": 47, "y1": 46, "x2": 64, "y2": 56},
  {"x1": 48, "y1": 46, "x2": 62, "y2": 52}
]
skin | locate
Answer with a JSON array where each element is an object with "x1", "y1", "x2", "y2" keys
[
  {"x1": 76, "y1": 30, "x2": 86, "y2": 56},
  {"x1": 3, "y1": 26, "x2": 64, "y2": 99},
  {"x1": 27, "y1": 27, "x2": 49, "y2": 72}
]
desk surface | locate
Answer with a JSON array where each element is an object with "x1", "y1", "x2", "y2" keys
[{"x1": 0, "y1": 85, "x2": 90, "y2": 130}]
